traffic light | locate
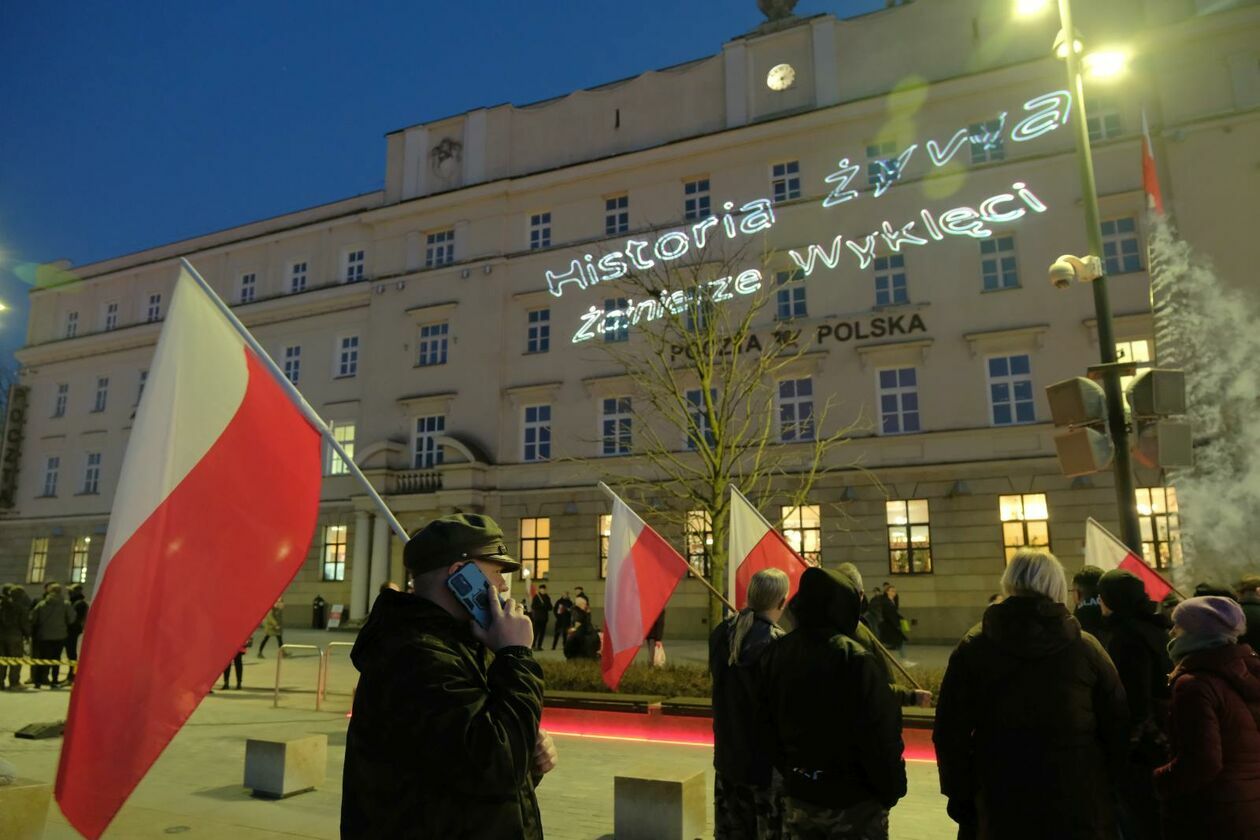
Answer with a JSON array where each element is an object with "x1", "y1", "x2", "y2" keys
[
  {"x1": 1128, "y1": 369, "x2": 1192, "y2": 469},
  {"x1": 1046, "y1": 377, "x2": 1113, "y2": 476}
]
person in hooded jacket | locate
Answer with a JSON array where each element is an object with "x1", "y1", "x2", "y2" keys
[
  {"x1": 1155, "y1": 596, "x2": 1260, "y2": 836},
  {"x1": 1098, "y1": 568, "x2": 1173, "y2": 840},
  {"x1": 1072, "y1": 565, "x2": 1107, "y2": 644},
  {"x1": 760, "y1": 566, "x2": 906, "y2": 839},
  {"x1": 710, "y1": 567, "x2": 791, "y2": 839},
  {"x1": 341, "y1": 514, "x2": 556, "y2": 840},
  {"x1": 934, "y1": 548, "x2": 1128, "y2": 840}
]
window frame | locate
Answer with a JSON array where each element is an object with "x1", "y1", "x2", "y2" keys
[
  {"x1": 41, "y1": 455, "x2": 59, "y2": 498},
  {"x1": 526, "y1": 307, "x2": 551, "y2": 354},
  {"x1": 781, "y1": 504, "x2": 821, "y2": 565},
  {"x1": 344, "y1": 249, "x2": 366, "y2": 283},
  {"x1": 598, "y1": 513, "x2": 611, "y2": 579},
  {"x1": 774, "y1": 269, "x2": 807, "y2": 320},
  {"x1": 968, "y1": 118, "x2": 1006, "y2": 164},
  {"x1": 522, "y1": 404, "x2": 552, "y2": 462},
  {"x1": 602, "y1": 298, "x2": 629, "y2": 343},
  {"x1": 82, "y1": 452, "x2": 101, "y2": 495},
  {"x1": 987, "y1": 353, "x2": 1035, "y2": 426},
  {"x1": 27, "y1": 536, "x2": 49, "y2": 583},
  {"x1": 69, "y1": 536, "x2": 90, "y2": 584},
  {"x1": 321, "y1": 524, "x2": 349, "y2": 581},
  {"x1": 425, "y1": 228, "x2": 455, "y2": 268},
  {"x1": 604, "y1": 194, "x2": 629, "y2": 236},
  {"x1": 92, "y1": 376, "x2": 109, "y2": 413},
  {"x1": 999, "y1": 493, "x2": 1051, "y2": 563},
  {"x1": 685, "y1": 388, "x2": 717, "y2": 450},
  {"x1": 777, "y1": 377, "x2": 815, "y2": 442},
  {"x1": 289, "y1": 261, "x2": 308, "y2": 294},
  {"x1": 65, "y1": 311, "x2": 79, "y2": 338},
  {"x1": 413, "y1": 415, "x2": 446, "y2": 469},
  {"x1": 685, "y1": 509, "x2": 713, "y2": 576},
  {"x1": 417, "y1": 321, "x2": 449, "y2": 367},
  {"x1": 600, "y1": 396, "x2": 632, "y2": 456},
  {"x1": 520, "y1": 517, "x2": 551, "y2": 580},
  {"x1": 239, "y1": 272, "x2": 257, "y2": 303},
  {"x1": 53, "y1": 383, "x2": 68, "y2": 418},
  {"x1": 528, "y1": 212, "x2": 552, "y2": 250},
  {"x1": 282, "y1": 344, "x2": 301, "y2": 384},
  {"x1": 683, "y1": 177, "x2": 711, "y2": 221},
  {"x1": 980, "y1": 235, "x2": 1020, "y2": 291},
  {"x1": 1101, "y1": 216, "x2": 1143, "y2": 275},
  {"x1": 146, "y1": 293, "x2": 162, "y2": 322},
  {"x1": 1136, "y1": 486, "x2": 1182, "y2": 570},
  {"x1": 335, "y1": 334, "x2": 360, "y2": 378},
  {"x1": 873, "y1": 254, "x2": 908, "y2": 306},
  {"x1": 887, "y1": 499, "x2": 932, "y2": 575},
  {"x1": 326, "y1": 420, "x2": 356, "y2": 476},
  {"x1": 102, "y1": 301, "x2": 119, "y2": 331},
  {"x1": 878, "y1": 367, "x2": 921, "y2": 435},
  {"x1": 771, "y1": 160, "x2": 801, "y2": 203}
]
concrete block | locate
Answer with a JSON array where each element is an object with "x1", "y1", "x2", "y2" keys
[
  {"x1": 614, "y1": 768, "x2": 705, "y2": 840},
  {"x1": 243, "y1": 734, "x2": 327, "y2": 798},
  {"x1": 0, "y1": 777, "x2": 53, "y2": 840}
]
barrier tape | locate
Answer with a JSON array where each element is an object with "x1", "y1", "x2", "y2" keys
[{"x1": 0, "y1": 657, "x2": 77, "y2": 666}]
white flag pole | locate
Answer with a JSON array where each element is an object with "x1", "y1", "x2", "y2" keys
[{"x1": 179, "y1": 258, "x2": 409, "y2": 542}]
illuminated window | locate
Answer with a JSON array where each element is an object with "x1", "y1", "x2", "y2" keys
[
  {"x1": 686, "y1": 509, "x2": 713, "y2": 575},
  {"x1": 425, "y1": 228, "x2": 455, "y2": 267},
  {"x1": 887, "y1": 500, "x2": 932, "y2": 574},
  {"x1": 344, "y1": 250, "x2": 365, "y2": 283},
  {"x1": 1087, "y1": 97, "x2": 1123, "y2": 142},
  {"x1": 772, "y1": 160, "x2": 801, "y2": 203},
  {"x1": 53, "y1": 383, "x2": 68, "y2": 418},
  {"x1": 603, "y1": 298, "x2": 629, "y2": 343},
  {"x1": 146, "y1": 293, "x2": 162, "y2": 322},
  {"x1": 529, "y1": 212, "x2": 552, "y2": 250},
  {"x1": 523, "y1": 404, "x2": 551, "y2": 462},
  {"x1": 82, "y1": 452, "x2": 101, "y2": 495},
  {"x1": 988, "y1": 354, "x2": 1035, "y2": 425},
  {"x1": 778, "y1": 378, "x2": 814, "y2": 442},
  {"x1": 969, "y1": 118, "x2": 1006, "y2": 164},
  {"x1": 520, "y1": 517, "x2": 550, "y2": 579},
  {"x1": 136, "y1": 370, "x2": 148, "y2": 405},
  {"x1": 605, "y1": 195, "x2": 629, "y2": 236},
  {"x1": 239, "y1": 272, "x2": 256, "y2": 303},
  {"x1": 598, "y1": 514, "x2": 611, "y2": 578},
  {"x1": 601, "y1": 396, "x2": 632, "y2": 456},
  {"x1": 1116, "y1": 338, "x2": 1152, "y2": 392},
  {"x1": 92, "y1": 377, "x2": 108, "y2": 413},
  {"x1": 775, "y1": 269, "x2": 807, "y2": 320},
  {"x1": 999, "y1": 493, "x2": 1050, "y2": 563},
  {"x1": 27, "y1": 537, "x2": 48, "y2": 583},
  {"x1": 417, "y1": 322, "x2": 448, "y2": 366},
  {"x1": 866, "y1": 142, "x2": 896, "y2": 188},
  {"x1": 879, "y1": 367, "x2": 920, "y2": 434},
  {"x1": 70, "y1": 536, "x2": 90, "y2": 584},
  {"x1": 65, "y1": 311, "x2": 79, "y2": 338},
  {"x1": 685, "y1": 388, "x2": 717, "y2": 450},
  {"x1": 103, "y1": 302, "x2": 118, "y2": 331},
  {"x1": 527, "y1": 308, "x2": 550, "y2": 354},
  {"x1": 981, "y1": 235, "x2": 1019, "y2": 290},
  {"x1": 782, "y1": 505, "x2": 821, "y2": 565},
  {"x1": 413, "y1": 415, "x2": 445, "y2": 468},
  {"x1": 683, "y1": 178, "x2": 710, "y2": 221},
  {"x1": 289, "y1": 262, "x2": 308, "y2": 293},
  {"x1": 874, "y1": 254, "x2": 908, "y2": 306},
  {"x1": 326, "y1": 420, "x2": 356, "y2": 475},
  {"x1": 1101, "y1": 217, "x2": 1142, "y2": 275},
  {"x1": 283, "y1": 345, "x2": 301, "y2": 384},
  {"x1": 1137, "y1": 486, "x2": 1182, "y2": 570},
  {"x1": 337, "y1": 335, "x2": 359, "y2": 377},
  {"x1": 322, "y1": 524, "x2": 348, "y2": 581},
  {"x1": 41, "y1": 456, "x2": 59, "y2": 497}
]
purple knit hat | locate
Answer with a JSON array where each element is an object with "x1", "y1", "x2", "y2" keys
[{"x1": 1171, "y1": 596, "x2": 1247, "y2": 639}]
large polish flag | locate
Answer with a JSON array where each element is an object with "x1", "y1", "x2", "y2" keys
[
  {"x1": 1085, "y1": 517, "x2": 1173, "y2": 603},
  {"x1": 728, "y1": 486, "x2": 807, "y2": 609},
  {"x1": 601, "y1": 486, "x2": 689, "y2": 690},
  {"x1": 56, "y1": 267, "x2": 324, "y2": 839},
  {"x1": 1141, "y1": 110, "x2": 1165, "y2": 217}
]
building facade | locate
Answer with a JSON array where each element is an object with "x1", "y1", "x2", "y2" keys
[{"x1": 4, "y1": 0, "x2": 1258, "y2": 640}]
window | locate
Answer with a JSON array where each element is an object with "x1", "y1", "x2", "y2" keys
[
  {"x1": 686, "y1": 297, "x2": 714, "y2": 333},
  {"x1": 605, "y1": 194, "x2": 629, "y2": 236},
  {"x1": 683, "y1": 177, "x2": 711, "y2": 221},
  {"x1": 874, "y1": 254, "x2": 908, "y2": 306},
  {"x1": 866, "y1": 141, "x2": 896, "y2": 188},
  {"x1": 527, "y1": 308, "x2": 550, "y2": 354},
  {"x1": 137, "y1": 370, "x2": 148, "y2": 405},
  {"x1": 523, "y1": 404, "x2": 551, "y2": 462},
  {"x1": 82, "y1": 452, "x2": 101, "y2": 494},
  {"x1": 782, "y1": 505, "x2": 821, "y2": 565},
  {"x1": 1000, "y1": 493, "x2": 1050, "y2": 562},
  {"x1": 887, "y1": 500, "x2": 932, "y2": 574},
  {"x1": 417, "y1": 322, "x2": 449, "y2": 366},
  {"x1": 520, "y1": 517, "x2": 550, "y2": 580},
  {"x1": 775, "y1": 270, "x2": 807, "y2": 320},
  {"x1": 772, "y1": 160, "x2": 801, "y2": 203},
  {"x1": 778, "y1": 378, "x2": 815, "y2": 442},
  {"x1": 1116, "y1": 338, "x2": 1153, "y2": 392},
  {"x1": 344, "y1": 250, "x2": 365, "y2": 283},
  {"x1": 70, "y1": 536, "x2": 90, "y2": 584},
  {"x1": 282, "y1": 345, "x2": 301, "y2": 384},
  {"x1": 603, "y1": 299, "x2": 629, "y2": 343},
  {"x1": 686, "y1": 388, "x2": 717, "y2": 450},
  {"x1": 413, "y1": 415, "x2": 446, "y2": 469},
  {"x1": 529, "y1": 212, "x2": 551, "y2": 250},
  {"x1": 41, "y1": 456, "x2": 59, "y2": 497},
  {"x1": 426, "y1": 229, "x2": 455, "y2": 267},
  {"x1": 326, "y1": 420, "x2": 356, "y2": 475},
  {"x1": 27, "y1": 537, "x2": 48, "y2": 583},
  {"x1": 103, "y1": 302, "x2": 118, "y2": 331},
  {"x1": 988, "y1": 354, "x2": 1035, "y2": 425},
  {"x1": 146, "y1": 293, "x2": 162, "y2": 322},
  {"x1": 53, "y1": 384, "x2": 68, "y2": 418},
  {"x1": 1101, "y1": 217, "x2": 1142, "y2": 275},
  {"x1": 239, "y1": 272, "x2": 256, "y2": 303},
  {"x1": 981, "y1": 236, "x2": 1019, "y2": 291},
  {"x1": 92, "y1": 377, "x2": 108, "y2": 413},
  {"x1": 337, "y1": 335, "x2": 359, "y2": 377},
  {"x1": 1087, "y1": 98, "x2": 1123, "y2": 142},
  {"x1": 289, "y1": 262, "x2": 308, "y2": 293},
  {"x1": 969, "y1": 118, "x2": 1006, "y2": 164},
  {"x1": 65, "y1": 311, "x2": 79, "y2": 338},
  {"x1": 686, "y1": 510, "x2": 713, "y2": 575},
  {"x1": 879, "y1": 367, "x2": 921, "y2": 434},
  {"x1": 598, "y1": 514, "x2": 612, "y2": 579},
  {"x1": 322, "y1": 524, "x2": 348, "y2": 581},
  {"x1": 1137, "y1": 486, "x2": 1182, "y2": 570},
  {"x1": 601, "y1": 396, "x2": 632, "y2": 455}
]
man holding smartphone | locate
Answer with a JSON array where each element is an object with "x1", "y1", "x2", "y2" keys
[{"x1": 341, "y1": 513, "x2": 557, "y2": 839}]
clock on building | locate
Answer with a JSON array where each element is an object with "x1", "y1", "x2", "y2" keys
[{"x1": 766, "y1": 63, "x2": 796, "y2": 91}]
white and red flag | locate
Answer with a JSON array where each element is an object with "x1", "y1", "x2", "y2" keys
[
  {"x1": 56, "y1": 266, "x2": 323, "y2": 838},
  {"x1": 1085, "y1": 517, "x2": 1173, "y2": 603},
  {"x1": 600, "y1": 484, "x2": 688, "y2": 690},
  {"x1": 727, "y1": 485, "x2": 807, "y2": 609},
  {"x1": 1141, "y1": 110, "x2": 1165, "y2": 217}
]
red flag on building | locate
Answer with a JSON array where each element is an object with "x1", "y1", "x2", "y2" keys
[
  {"x1": 727, "y1": 485, "x2": 807, "y2": 609},
  {"x1": 56, "y1": 267, "x2": 323, "y2": 838},
  {"x1": 600, "y1": 485, "x2": 688, "y2": 690},
  {"x1": 1084, "y1": 517, "x2": 1173, "y2": 603},
  {"x1": 1141, "y1": 110, "x2": 1165, "y2": 216}
]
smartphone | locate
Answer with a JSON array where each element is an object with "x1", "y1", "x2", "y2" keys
[{"x1": 445, "y1": 562, "x2": 504, "y2": 629}]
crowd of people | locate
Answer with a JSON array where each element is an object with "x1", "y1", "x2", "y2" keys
[{"x1": 0, "y1": 580, "x2": 89, "y2": 690}]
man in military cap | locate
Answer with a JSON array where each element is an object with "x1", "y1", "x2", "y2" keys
[{"x1": 341, "y1": 513, "x2": 557, "y2": 839}]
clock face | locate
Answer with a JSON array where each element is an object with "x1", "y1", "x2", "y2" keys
[{"x1": 767, "y1": 63, "x2": 796, "y2": 91}]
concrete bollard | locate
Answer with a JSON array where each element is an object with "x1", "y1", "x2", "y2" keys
[
  {"x1": 0, "y1": 777, "x2": 53, "y2": 840},
  {"x1": 613, "y1": 768, "x2": 705, "y2": 840},
  {"x1": 243, "y1": 734, "x2": 327, "y2": 798}
]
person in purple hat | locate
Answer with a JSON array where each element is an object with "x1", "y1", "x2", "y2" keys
[{"x1": 1155, "y1": 595, "x2": 1260, "y2": 836}]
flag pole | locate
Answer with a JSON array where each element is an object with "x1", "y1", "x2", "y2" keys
[
  {"x1": 179, "y1": 259, "x2": 409, "y2": 543},
  {"x1": 1087, "y1": 517, "x2": 1186, "y2": 599}
]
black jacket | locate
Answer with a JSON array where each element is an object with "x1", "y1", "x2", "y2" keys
[
  {"x1": 760, "y1": 568, "x2": 906, "y2": 810},
  {"x1": 341, "y1": 590, "x2": 545, "y2": 840},
  {"x1": 1104, "y1": 610, "x2": 1173, "y2": 744},
  {"x1": 563, "y1": 608, "x2": 599, "y2": 660},
  {"x1": 1240, "y1": 595, "x2": 1260, "y2": 655},
  {"x1": 868, "y1": 592, "x2": 906, "y2": 647},
  {"x1": 1074, "y1": 596, "x2": 1108, "y2": 645},
  {"x1": 529, "y1": 594, "x2": 552, "y2": 625},
  {"x1": 710, "y1": 612, "x2": 783, "y2": 786},
  {"x1": 933, "y1": 596, "x2": 1129, "y2": 839},
  {"x1": 0, "y1": 591, "x2": 31, "y2": 638}
]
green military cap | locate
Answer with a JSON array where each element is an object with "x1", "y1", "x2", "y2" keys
[{"x1": 403, "y1": 513, "x2": 520, "y2": 573}]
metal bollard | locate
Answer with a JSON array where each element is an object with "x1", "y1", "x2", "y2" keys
[
  {"x1": 273, "y1": 644, "x2": 323, "y2": 710},
  {"x1": 318, "y1": 642, "x2": 355, "y2": 711}
]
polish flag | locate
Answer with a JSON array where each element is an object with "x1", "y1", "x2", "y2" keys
[
  {"x1": 56, "y1": 267, "x2": 323, "y2": 838},
  {"x1": 600, "y1": 486, "x2": 688, "y2": 690},
  {"x1": 1141, "y1": 110, "x2": 1165, "y2": 217},
  {"x1": 1085, "y1": 517, "x2": 1173, "y2": 603},
  {"x1": 728, "y1": 486, "x2": 807, "y2": 609}
]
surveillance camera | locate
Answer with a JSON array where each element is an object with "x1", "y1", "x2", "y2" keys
[{"x1": 1048, "y1": 259, "x2": 1077, "y2": 289}]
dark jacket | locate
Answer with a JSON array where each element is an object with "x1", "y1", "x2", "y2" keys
[
  {"x1": 1074, "y1": 596, "x2": 1108, "y2": 645},
  {"x1": 1240, "y1": 594, "x2": 1260, "y2": 654},
  {"x1": 760, "y1": 568, "x2": 906, "y2": 810},
  {"x1": 552, "y1": 596, "x2": 572, "y2": 627},
  {"x1": 868, "y1": 592, "x2": 905, "y2": 647},
  {"x1": 710, "y1": 612, "x2": 783, "y2": 786},
  {"x1": 341, "y1": 590, "x2": 545, "y2": 840},
  {"x1": 933, "y1": 596, "x2": 1129, "y2": 840},
  {"x1": 68, "y1": 591, "x2": 89, "y2": 636},
  {"x1": 855, "y1": 621, "x2": 918, "y2": 707},
  {"x1": 1104, "y1": 608, "x2": 1173, "y2": 750},
  {"x1": 0, "y1": 591, "x2": 31, "y2": 638},
  {"x1": 563, "y1": 608, "x2": 599, "y2": 660},
  {"x1": 31, "y1": 592, "x2": 75, "y2": 641},
  {"x1": 1155, "y1": 643, "x2": 1260, "y2": 836},
  {"x1": 529, "y1": 593, "x2": 552, "y2": 625}
]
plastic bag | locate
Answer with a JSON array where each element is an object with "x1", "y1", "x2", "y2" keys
[{"x1": 651, "y1": 641, "x2": 666, "y2": 668}]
